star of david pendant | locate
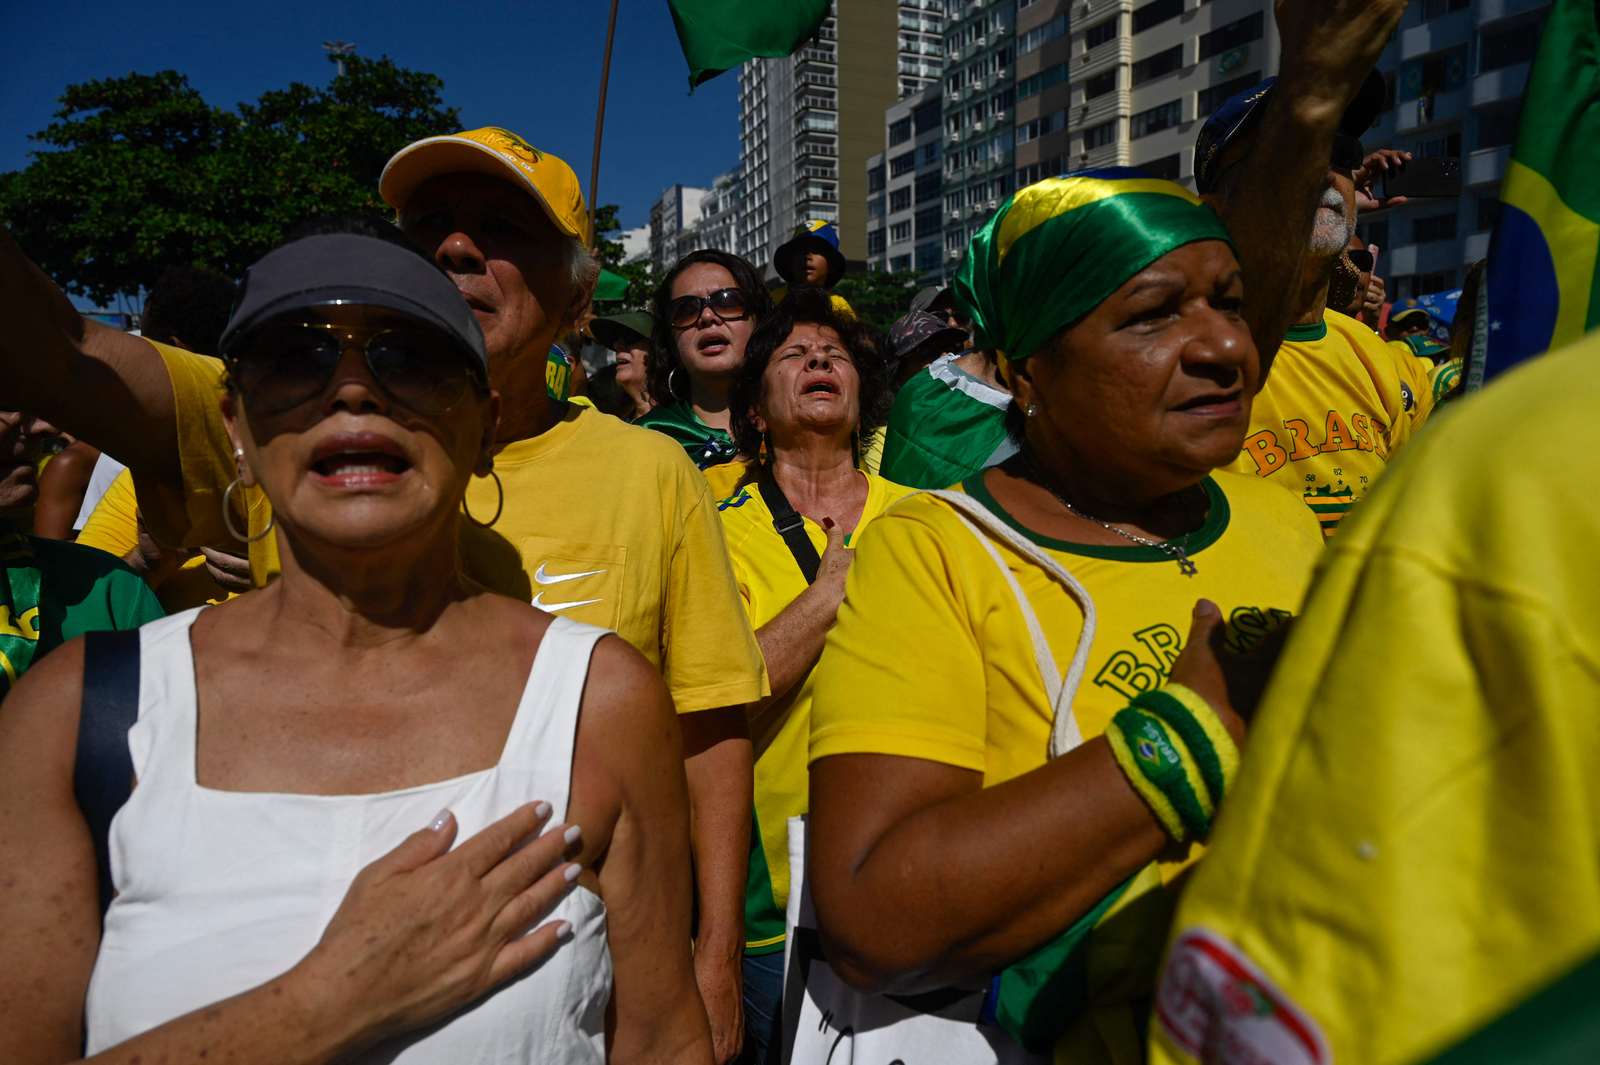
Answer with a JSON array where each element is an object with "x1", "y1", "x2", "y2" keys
[{"x1": 1177, "y1": 554, "x2": 1198, "y2": 577}]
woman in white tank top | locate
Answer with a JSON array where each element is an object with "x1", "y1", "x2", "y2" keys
[{"x1": 0, "y1": 232, "x2": 712, "y2": 1063}]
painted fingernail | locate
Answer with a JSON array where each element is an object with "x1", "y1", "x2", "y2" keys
[
  {"x1": 556, "y1": 921, "x2": 574, "y2": 942},
  {"x1": 429, "y1": 809, "x2": 453, "y2": 833},
  {"x1": 534, "y1": 801, "x2": 553, "y2": 820},
  {"x1": 563, "y1": 824, "x2": 582, "y2": 845},
  {"x1": 564, "y1": 862, "x2": 582, "y2": 883}
]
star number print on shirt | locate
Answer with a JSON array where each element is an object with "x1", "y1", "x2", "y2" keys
[{"x1": 530, "y1": 562, "x2": 606, "y2": 612}]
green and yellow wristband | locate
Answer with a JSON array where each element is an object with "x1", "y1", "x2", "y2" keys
[{"x1": 1104, "y1": 684, "x2": 1240, "y2": 843}]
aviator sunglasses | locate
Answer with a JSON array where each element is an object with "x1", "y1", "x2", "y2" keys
[
  {"x1": 228, "y1": 319, "x2": 485, "y2": 418},
  {"x1": 669, "y1": 288, "x2": 749, "y2": 329}
]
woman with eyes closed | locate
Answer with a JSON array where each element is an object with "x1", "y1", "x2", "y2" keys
[
  {"x1": 637, "y1": 250, "x2": 776, "y2": 472},
  {"x1": 804, "y1": 172, "x2": 1324, "y2": 1063},
  {"x1": 0, "y1": 231, "x2": 710, "y2": 1065}
]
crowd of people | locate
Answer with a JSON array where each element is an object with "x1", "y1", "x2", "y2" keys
[{"x1": 0, "y1": 0, "x2": 1592, "y2": 1061}]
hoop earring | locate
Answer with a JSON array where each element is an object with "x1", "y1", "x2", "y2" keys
[
  {"x1": 668, "y1": 366, "x2": 684, "y2": 399},
  {"x1": 462, "y1": 469, "x2": 504, "y2": 527},
  {"x1": 222, "y1": 450, "x2": 274, "y2": 544}
]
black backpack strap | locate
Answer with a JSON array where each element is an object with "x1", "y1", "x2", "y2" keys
[
  {"x1": 757, "y1": 479, "x2": 822, "y2": 585},
  {"x1": 73, "y1": 628, "x2": 142, "y2": 918}
]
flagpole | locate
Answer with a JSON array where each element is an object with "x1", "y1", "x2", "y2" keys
[{"x1": 589, "y1": 0, "x2": 621, "y2": 241}]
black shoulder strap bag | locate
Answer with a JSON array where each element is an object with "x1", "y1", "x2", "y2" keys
[
  {"x1": 757, "y1": 478, "x2": 821, "y2": 585},
  {"x1": 73, "y1": 628, "x2": 143, "y2": 919}
]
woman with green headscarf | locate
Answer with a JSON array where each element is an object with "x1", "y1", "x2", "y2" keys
[{"x1": 803, "y1": 170, "x2": 1324, "y2": 1062}]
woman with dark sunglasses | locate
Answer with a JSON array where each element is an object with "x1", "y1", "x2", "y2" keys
[
  {"x1": 637, "y1": 250, "x2": 775, "y2": 473},
  {"x1": 0, "y1": 231, "x2": 711, "y2": 1064}
]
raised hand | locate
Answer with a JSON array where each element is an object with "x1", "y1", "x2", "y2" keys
[{"x1": 1355, "y1": 149, "x2": 1414, "y2": 211}]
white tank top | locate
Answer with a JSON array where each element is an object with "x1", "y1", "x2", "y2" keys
[{"x1": 86, "y1": 608, "x2": 612, "y2": 1063}]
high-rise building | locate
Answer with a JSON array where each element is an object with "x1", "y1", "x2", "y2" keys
[
  {"x1": 868, "y1": 84, "x2": 947, "y2": 280},
  {"x1": 736, "y1": 1, "x2": 941, "y2": 282},
  {"x1": 1361, "y1": 0, "x2": 1549, "y2": 300},
  {"x1": 649, "y1": 183, "x2": 711, "y2": 275}
]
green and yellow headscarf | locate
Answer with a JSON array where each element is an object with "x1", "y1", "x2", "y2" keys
[{"x1": 953, "y1": 168, "x2": 1235, "y2": 366}]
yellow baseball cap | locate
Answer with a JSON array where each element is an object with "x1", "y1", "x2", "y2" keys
[{"x1": 380, "y1": 127, "x2": 593, "y2": 246}]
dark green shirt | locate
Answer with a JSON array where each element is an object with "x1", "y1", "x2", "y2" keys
[{"x1": 635, "y1": 401, "x2": 739, "y2": 469}]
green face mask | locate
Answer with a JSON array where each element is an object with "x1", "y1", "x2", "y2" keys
[{"x1": 0, "y1": 521, "x2": 45, "y2": 694}]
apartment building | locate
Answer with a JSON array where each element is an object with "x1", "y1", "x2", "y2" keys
[
  {"x1": 649, "y1": 183, "x2": 709, "y2": 275},
  {"x1": 1360, "y1": 0, "x2": 1550, "y2": 299},
  {"x1": 867, "y1": 84, "x2": 947, "y2": 280},
  {"x1": 736, "y1": 1, "x2": 936, "y2": 282}
]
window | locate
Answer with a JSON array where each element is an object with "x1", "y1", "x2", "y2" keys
[
  {"x1": 1415, "y1": 131, "x2": 1461, "y2": 157},
  {"x1": 946, "y1": 113, "x2": 964, "y2": 136},
  {"x1": 868, "y1": 165, "x2": 886, "y2": 193},
  {"x1": 988, "y1": 5, "x2": 1015, "y2": 32},
  {"x1": 1016, "y1": 155, "x2": 1067, "y2": 187},
  {"x1": 890, "y1": 117, "x2": 913, "y2": 146},
  {"x1": 991, "y1": 175, "x2": 1011, "y2": 200},
  {"x1": 867, "y1": 228, "x2": 887, "y2": 255},
  {"x1": 1401, "y1": 269, "x2": 1456, "y2": 297},
  {"x1": 1086, "y1": 70, "x2": 1117, "y2": 98},
  {"x1": 1198, "y1": 72, "x2": 1262, "y2": 117},
  {"x1": 891, "y1": 221, "x2": 913, "y2": 244},
  {"x1": 1476, "y1": 101, "x2": 1520, "y2": 149},
  {"x1": 1132, "y1": 45, "x2": 1183, "y2": 86},
  {"x1": 916, "y1": 241, "x2": 943, "y2": 272},
  {"x1": 1141, "y1": 153, "x2": 1181, "y2": 180},
  {"x1": 947, "y1": 70, "x2": 964, "y2": 93},
  {"x1": 915, "y1": 171, "x2": 943, "y2": 204},
  {"x1": 868, "y1": 195, "x2": 886, "y2": 219},
  {"x1": 1084, "y1": 120, "x2": 1118, "y2": 149},
  {"x1": 1476, "y1": 195, "x2": 1500, "y2": 231},
  {"x1": 1020, "y1": 14, "x2": 1067, "y2": 55},
  {"x1": 968, "y1": 101, "x2": 988, "y2": 124},
  {"x1": 914, "y1": 99, "x2": 942, "y2": 133},
  {"x1": 991, "y1": 87, "x2": 1016, "y2": 112},
  {"x1": 1400, "y1": 45, "x2": 1468, "y2": 99},
  {"x1": 1481, "y1": 17, "x2": 1543, "y2": 72},
  {"x1": 921, "y1": 143, "x2": 940, "y2": 167},
  {"x1": 1421, "y1": 0, "x2": 1469, "y2": 17},
  {"x1": 1018, "y1": 61, "x2": 1068, "y2": 99},
  {"x1": 891, "y1": 254, "x2": 912, "y2": 271},
  {"x1": 1413, "y1": 212, "x2": 1458, "y2": 243},
  {"x1": 890, "y1": 151, "x2": 918, "y2": 176},
  {"x1": 1085, "y1": 17, "x2": 1119, "y2": 48},
  {"x1": 947, "y1": 228, "x2": 968, "y2": 252},
  {"x1": 1133, "y1": 0, "x2": 1182, "y2": 34},
  {"x1": 1130, "y1": 100, "x2": 1182, "y2": 139},
  {"x1": 1198, "y1": 13, "x2": 1264, "y2": 59},
  {"x1": 890, "y1": 187, "x2": 913, "y2": 212},
  {"x1": 945, "y1": 189, "x2": 965, "y2": 212},
  {"x1": 1017, "y1": 108, "x2": 1067, "y2": 145},
  {"x1": 916, "y1": 206, "x2": 942, "y2": 237}
]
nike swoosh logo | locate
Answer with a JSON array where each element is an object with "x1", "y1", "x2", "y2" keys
[
  {"x1": 532, "y1": 592, "x2": 603, "y2": 612},
  {"x1": 534, "y1": 563, "x2": 606, "y2": 585}
]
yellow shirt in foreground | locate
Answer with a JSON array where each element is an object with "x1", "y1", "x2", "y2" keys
[
  {"x1": 76, "y1": 468, "x2": 232, "y2": 612},
  {"x1": 1151, "y1": 332, "x2": 1600, "y2": 1065},
  {"x1": 718, "y1": 471, "x2": 916, "y2": 953},
  {"x1": 1227, "y1": 311, "x2": 1423, "y2": 536},
  {"x1": 137, "y1": 341, "x2": 766, "y2": 714},
  {"x1": 811, "y1": 469, "x2": 1321, "y2": 1063}
]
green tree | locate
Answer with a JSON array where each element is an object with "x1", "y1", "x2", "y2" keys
[
  {"x1": 592, "y1": 202, "x2": 655, "y2": 312},
  {"x1": 833, "y1": 268, "x2": 927, "y2": 334},
  {"x1": 0, "y1": 55, "x2": 459, "y2": 305}
]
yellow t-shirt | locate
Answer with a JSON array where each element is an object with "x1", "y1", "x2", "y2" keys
[
  {"x1": 1150, "y1": 330, "x2": 1600, "y2": 1065},
  {"x1": 137, "y1": 341, "x2": 767, "y2": 714},
  {"x1": 718, "y1": 471, "x2": 916, "y2": 953},
  {"x1": 810, "y1": 469, "x2": 1321, "y2": 1063},
  {"x1": 1227, "y1": 311, "x2": 1421, "y2": 537},
  {"x1": 76, "y1": 469, "x2": 232, "y2": 612}
]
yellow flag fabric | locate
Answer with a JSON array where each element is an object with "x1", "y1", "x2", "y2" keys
[{"x1": 1151, "y1": 330, "x2": 1600, "y2": 1065}]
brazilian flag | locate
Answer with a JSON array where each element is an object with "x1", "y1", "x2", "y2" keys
[
  {"x1": 1468, "y1": 0, "x2": 1600, "y2": 387},
  {"x1": 668, "y1": 0, "x2": 830, "y2": 90}
]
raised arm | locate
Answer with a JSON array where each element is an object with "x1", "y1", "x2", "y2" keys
[
  {"x1": 0, "y1": 227, "x2": 182, "y2": 484},
  {"x1": 570, "y1": 635, "x2": 714, "y2": 1064}
]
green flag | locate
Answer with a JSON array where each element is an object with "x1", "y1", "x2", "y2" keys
[
  {"x1": 667, "y1": 0, "x2": 831, "y2": 90},
  {"x1": 593, "y1": 268, "x2": 629, "y2": 302}
]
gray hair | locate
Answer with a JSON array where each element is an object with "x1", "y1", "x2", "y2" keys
[{"x1": 562, "y1": 236, "x2": 602, "y2": 295}]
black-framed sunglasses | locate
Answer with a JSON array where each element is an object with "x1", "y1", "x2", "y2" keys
[
  {"x1": 1347, "y1": 248, "x2": 1375, "y2": 272},
  {"x1": 669, "y1": 288, "x2": 749, "y2": 329},
  {"x1": 229, "y1": 321, "x2": 484, "y2": 418}
]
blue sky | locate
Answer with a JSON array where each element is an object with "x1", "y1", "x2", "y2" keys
[{"x1": 1, "y1": 0, "x2": 741, "y2": 238}]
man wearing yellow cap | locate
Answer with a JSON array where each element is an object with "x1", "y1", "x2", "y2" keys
[{"x1": 0, "y1": 130, "x2": 765, "y2": 1062}]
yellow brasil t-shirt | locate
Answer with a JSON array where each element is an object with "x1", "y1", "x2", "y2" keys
[
  {"x1": 810, "y1": 469, "x2": 1321, "y2": 1063},
  {"x1": 1227, "y1": 310, "x2": 1423, "y2": 537},
  {"x1": 1150, "y1": 330, "x2": 1600, "y2": 1065},
  {"x1": 718, "y1": 470, "x2": 916, "y2": 954},
  {"x1": 137, "y1": 341, "x2": 767, "y2": 714},
  {"x1": 77, "y1": 468, "x2": 232, "y2": 612}
]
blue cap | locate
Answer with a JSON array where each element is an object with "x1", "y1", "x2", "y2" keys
[
  {"x1": 774, "y1": 220, "x2": 848, "y2": 286},
  {"x1": 1193, "y1": 71, "x2": 1387, "y2": 195}
]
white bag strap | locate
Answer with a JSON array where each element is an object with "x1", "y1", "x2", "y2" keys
[{"x1": 925, "y1": 489, "x2": 1095, "y2": 760}]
